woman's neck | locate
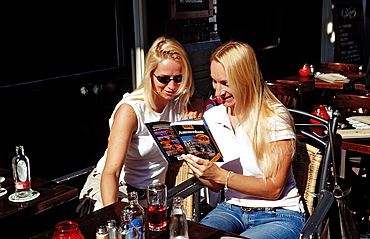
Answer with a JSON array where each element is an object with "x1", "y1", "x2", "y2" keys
[
  {"x1": 153, "y1": 94, "x2": 168, "y2": 113},
  {"x1": 227, "y1": 106, "x2": 236, "y2": 116},
  {"x1": 227, "y1": 106, "x2": 239, "y2": 132}
]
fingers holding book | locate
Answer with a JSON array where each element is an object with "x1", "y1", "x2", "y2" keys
[{"x1": 182, "y1": 154, "x2": 220, "y2": 179}]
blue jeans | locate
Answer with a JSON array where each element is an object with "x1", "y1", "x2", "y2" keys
[{"x1": 200, "y1": 202, "x2": 306, "y2": 239}]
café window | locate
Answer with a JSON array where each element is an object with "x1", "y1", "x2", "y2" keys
[{"x1": 169, "y1": 0, "x2": 213, "y2": 19}]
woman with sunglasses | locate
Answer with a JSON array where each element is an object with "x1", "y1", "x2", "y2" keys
[
  {"x1": 79, "y1": 36, "x2": 199, "y2": 212},
  {"x1": 182, "y1": 41, "x2": 305, "y2": 239}
]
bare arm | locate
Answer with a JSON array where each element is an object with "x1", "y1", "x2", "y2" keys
[
  {"x1": 100, "y1": 103, "x2": 138, "y2": 207},
  {"x1": 182, "y1": 139, "x2": 293, "y2": 200}
]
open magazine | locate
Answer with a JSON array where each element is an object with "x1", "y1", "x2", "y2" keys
[{"x1": 146, "y1": 117, "x2": 223, "y2": 163}]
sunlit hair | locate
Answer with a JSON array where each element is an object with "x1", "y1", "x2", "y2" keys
[
  {"x1": 131, "y1": 36, "x2": 194, "y2": 117},
  {"x1": 210, "y1": 41, "x2": 296, "y2": 179}
]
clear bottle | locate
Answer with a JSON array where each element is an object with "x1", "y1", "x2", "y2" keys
[
  {"x1": 169, "y1": 197, "x2": 189, "y2": 239},
  {"x1": 96, "y1": 225, "x2": 109, "y2": 239},
  {"x1": 118, "y1": 209, "x2": 138, "y2": 239},
  {"x1": 12, "y1": 145, "x2": 32, "y2": 198},
  {"x1": 106, "y1": 219, "x2": 117, "y2": 239},
  {"x1": 123, "y1": 191, "x2": 145, "y2": 239}
]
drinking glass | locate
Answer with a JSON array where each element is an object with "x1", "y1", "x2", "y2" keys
[
  {"x1": 52, "y1": 221, "x2": 85, "y2": 239},
  {"x1": 146, "y1": 182, "x2": 168, "y2": 231}
]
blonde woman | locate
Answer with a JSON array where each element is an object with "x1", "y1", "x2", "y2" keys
[
  {"x1": 182, "y1": 41, "x2": 305, "y2": 239},
  {"x1": 80, "y1": 36, "x2": 197, "y2": 211}
]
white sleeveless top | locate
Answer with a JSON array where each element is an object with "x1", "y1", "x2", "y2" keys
[
  {"x1": 204, "y1": 104, "x2": 303, "y2": 212},
  {"x1": 95, "y1": 89, "x2": 182, "y2": 189}
]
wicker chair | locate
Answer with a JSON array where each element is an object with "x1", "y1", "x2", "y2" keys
[{"x1": 167, "y1": 108, "x2": 341, "y2": 239}]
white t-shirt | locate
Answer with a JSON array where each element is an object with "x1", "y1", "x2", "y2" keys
[
  {"x1": 204, "y1": 104, "x2": 302, "y2": 212},
  {"x1": 96, "y1": 89, "x2": 182, "y2": 189}
]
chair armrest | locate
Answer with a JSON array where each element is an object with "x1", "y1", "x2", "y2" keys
[
  {"x1": 300, "y1": 189, "x2": 334, "y2": 239},
  {"x1": 167, "y1": 176, "x2": 204, "y2": 207},
  {"x1": 52, "y1": 166, "x2": 95, "y2": 183}
]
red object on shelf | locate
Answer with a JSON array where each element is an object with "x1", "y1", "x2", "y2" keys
[
  {"x1": 299, "y1": 63, "x2": 311, "y2": 76},
  {"x1": 310, "y1": 105, "x2": 329, "y2": 136}
]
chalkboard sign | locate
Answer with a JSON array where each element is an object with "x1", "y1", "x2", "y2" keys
[
  {"x1": 169, "y1": 0, "x2": 213, "y2": 19},
  {"x1": 332, "y1": 0, "x2": 366, "y2": 65}
]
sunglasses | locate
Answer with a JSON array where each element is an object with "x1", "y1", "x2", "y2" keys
[{"x1": 153, "y1": 73, "x2": 182, "y2": 84}]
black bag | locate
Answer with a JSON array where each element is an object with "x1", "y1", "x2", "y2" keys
[{"x1": 322, "y1": 185, "x2": 359, "y2": 239}]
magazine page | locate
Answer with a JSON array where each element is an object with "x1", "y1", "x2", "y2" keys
[
  {"x1": 145, "y1": 121, "x2": 187, "y2": 163},
  {"x1": 170, "y1": 118, "x2": 223, "y2": 162}
]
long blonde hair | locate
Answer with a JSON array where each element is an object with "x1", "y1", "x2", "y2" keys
[
  {"x1": 132, "y1": 36, "x2": 194, "y2": 117},
  {"x1": 211, "y1": 41, "x2": 295, "y2": 178}
]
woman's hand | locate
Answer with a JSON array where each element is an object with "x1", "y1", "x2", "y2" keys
[
  {"x1": 182, "y1": 154, "x2": 225, "y2": 192},
  {"x1": 182, "y1": 154, "x2": 215, "y2": 178},
  {"x1": 182, "y1": 140, "x2": 293, "y2": 199}
]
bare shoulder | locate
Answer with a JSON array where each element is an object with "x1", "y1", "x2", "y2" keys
[
  {"x1": 115, "y1": 103, "x2": 136, "y2": 116},
  {"x1": 112, "y1": 103, "x2": 138, "y2": 131}
]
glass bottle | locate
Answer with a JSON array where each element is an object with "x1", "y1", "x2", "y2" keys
[
  {"x1": 118, "y1": 209, "x2": 138, "y2": 239},
  {"x1": 12, "y1": 145, "x2": 32, "y2": 198},
  {"x1": 106, "y1": 219, "x2": 117, "y2": 239},
  {"x1": 123, "y1": 191, "x2": 145, "y2": 238},
  {"x1": 169, "y1": 197, "x2": 189, "y2": 239},
  {"x1": 52, "y1": 221, "x2": 85, "y2": 239},
  {"x1": 96, "y1": 226, "x2": 109, "y2": 239}
]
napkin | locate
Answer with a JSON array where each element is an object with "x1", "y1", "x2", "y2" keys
[{"x1": 314, "y1": 73, "x2": 349, "y2": 83}]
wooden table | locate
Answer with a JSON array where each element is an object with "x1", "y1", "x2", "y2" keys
[
  {"x1": 276, "y1": 73, "x2": 366, "y2": 109},
  {"x1": 31, "y1": 201, "x2": 248, "y2": 239},
  {"x1": 339, "y1": 139, "x2": 370, "y2": 178},
  {"x1": 341, "y1": 139, "x2": 370, "y2": 155},
  {"x1": 339, "y1": 139, "x2": 370, "y2": 233},
  {"x1": 0, "y1": 168, "x2": 78, "y2": 237},
  {"x1": 278, "y1": 72, "x2": 366, "y2": 91}
]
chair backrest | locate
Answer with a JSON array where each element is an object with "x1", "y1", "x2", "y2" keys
[
  {"x1": 266, "y1": 82, "x2": 300, "y2": 109},
  {"x1": 354, "y1": 84, "x2": 369, "y2": 95},
  {"x1": 333, "y1": 94, "x2": 370, "y2": 111},
  {"x1": 293, "y1": 141, "x2": 323, "y2": 216},
  {"x1": 289, "y1": 109, "x2": 340, "y2": 191},
  {"x1": 320, "y1": 62, "x2": 362, "y2": 73},
  {"x1": 288, "y1": 109, "x2": 341, "y2": 239}
]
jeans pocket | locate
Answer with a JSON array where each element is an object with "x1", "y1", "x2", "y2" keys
[{"x1": 273, "y1": 209, "x2": 306, "y2": 223}]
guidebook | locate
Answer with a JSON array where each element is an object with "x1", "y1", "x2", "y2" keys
[{"x1": 146, "y1": 117, "x2": 223, "y2": 163}]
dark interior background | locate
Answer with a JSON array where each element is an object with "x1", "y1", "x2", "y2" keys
[{"x1": 0, "y1": 0, "x2": 134, "y2": 183}]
